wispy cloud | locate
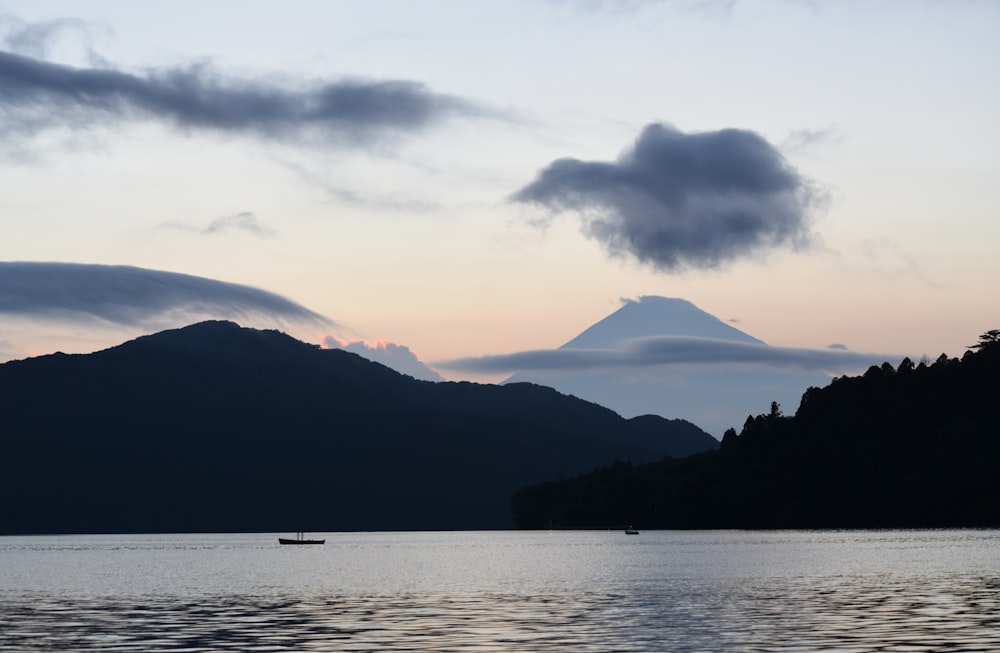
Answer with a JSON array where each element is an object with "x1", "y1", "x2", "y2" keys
[
  {"x1": 280, "y1": 159, "x2": 442, "y2": 212},
  {"x1": 160, "y1": 211, "x2": 278, "y2": 238},
  {"x1": 781, "y1": 125, "x2": 843, "y2": 154},
  {"x1": 511, "y1": 122, "x2": 821, "y2": 272},
  {"x1": 0, "y1": 42, "x2": 494, "y2": 153},
  {"x1": 437, "y1": 335, "x2": 892, "y2": 375},
  {"x1": 551, "y1": 0, "x2": 739, "y2": 17},
  {"x1": 0, "y1": 261, "x2": 331, "y2": 328},
  {"x1": 202, "y1": 212, "x2": 276, "y2": 238},
  {"x1": 0, "y1": 15, "x2": 102, "y2": 60}
]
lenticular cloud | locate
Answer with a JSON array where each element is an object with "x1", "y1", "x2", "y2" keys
[{"x1": 0, "y1": 261, "x2": 331, "y2": 328}]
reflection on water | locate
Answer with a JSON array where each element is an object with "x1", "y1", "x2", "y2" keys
[{"x1": 1, "y1": 531, "x2": 998, "y2": 652}]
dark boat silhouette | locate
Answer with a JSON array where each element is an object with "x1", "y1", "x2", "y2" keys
[{"x1": 279, "y1": 532, "x2": 325, "y2": 545}]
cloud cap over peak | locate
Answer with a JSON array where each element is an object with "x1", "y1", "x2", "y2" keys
[
  {"x1": 437, "y1": 335, "x2": 892, "y2": 376},
  {"x1": 512, "y1": 122, "x2": 821, "y2": 271}
]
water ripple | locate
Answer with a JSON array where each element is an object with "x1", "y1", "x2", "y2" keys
[
  {"x1": 3, "y1": 531, "x2": 1000, "y2": 651},
  {"x1": 2, "y1": 574, "x2": 999, "y2": 652}
]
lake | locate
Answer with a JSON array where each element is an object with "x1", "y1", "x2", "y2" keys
[{"x1": 1, "y1": 530, "x2": 998, "y2": 651}]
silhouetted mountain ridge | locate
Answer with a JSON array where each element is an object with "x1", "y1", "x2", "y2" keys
[
  {"x1": 511, "y1": 337, "x2": 1000, "y2": 529},
  {"x1": 0, "y1": 320, "x2": 716, "y2": 534}
]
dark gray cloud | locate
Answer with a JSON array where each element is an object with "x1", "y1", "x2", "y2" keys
[
  {"x1": 0, "y1": 48, "x2": 489, "y2": 148},
  {"x1": 437, "y1": 335, "x2": 890, "y2": 375},
  {"x1": 0, "y1": 261, "x2": 331, "y2": 328},
  {"x1": 511, "y1": 122, "x2": 820, "y2": 271}
]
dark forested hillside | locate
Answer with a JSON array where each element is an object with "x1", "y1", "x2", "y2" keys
[
  {"x1": 0, "y1": 321, "x2": 716, "y2": 534},
  {"x1": 512, "y1": 333, "x2": 1000, "y2": 529}
]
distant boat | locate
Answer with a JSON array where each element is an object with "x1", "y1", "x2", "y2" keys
[
  {"x1": 625, "y1": 526, "x2": 639, "y2": 535},
  {"x1": 279, "y1": 532, "x2": 325, "y2": 545}
]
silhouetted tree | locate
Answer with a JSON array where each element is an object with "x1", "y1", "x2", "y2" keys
[
  {"x1": 720, "y1": 427, "x2": 738, "y2": 451},
  {"x1": 969, "y1": 329, "x2": 1000, "y2": 351}
]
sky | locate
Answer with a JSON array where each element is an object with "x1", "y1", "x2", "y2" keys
[{"x1": 1, "y1": 0, "x2": 999, "y2": 383}]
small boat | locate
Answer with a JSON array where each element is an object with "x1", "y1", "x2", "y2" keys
[
  {"x1": 279, "y1": 532, "x2": 325, "y2": 545},
  {"x1": 625, "y1": 526, "x2": 639, "y2": 535}
]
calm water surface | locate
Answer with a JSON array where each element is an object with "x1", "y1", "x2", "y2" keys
[{"x1": 1, "y1": 530, "x2": 998, "y2": 651}]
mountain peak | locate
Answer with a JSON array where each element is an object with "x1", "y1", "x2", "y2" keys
[
  {"x1": 560, "y1": 296, "x2": 764, "y2": 349},
  {"x1": 0, "y1": 321, "x2": 717, "y2": 533},
  {"x1": 503, "y1": 296, "x2": 820, "y2": 436}
]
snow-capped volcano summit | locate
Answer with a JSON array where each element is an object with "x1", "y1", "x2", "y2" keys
[
  {"x1": 559, "y1": 296, "x2": 764, "y2": 349},
  {"x1": 505, "y1": 296, "x2": 843, "y2": 438}
]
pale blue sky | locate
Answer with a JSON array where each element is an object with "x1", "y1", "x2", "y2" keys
[{"x1": 1, "y1": 0, "x2": 998, "y2": 377}]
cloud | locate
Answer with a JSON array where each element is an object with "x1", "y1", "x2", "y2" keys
[
  {"x1": 202, "y1": 212, "x2": 276, "y2": 238},
  {"x1": 159, "y1": 211, "x2": 277, "y2": 238},
  {"x1": 551, "y1": 0, "x2": 739, "y2": 17},
  {"x1": 436, "y1": 336, "x2": 893, "y2": 375},
  {"x1": 781, "y1": 126, "x2": 842, "y2": 154},
  {"x1": 280, "y1": 159, "x2": 441, "y2": 212},
  {"x1": 322, "y1": 335, "x2": 444, "y2": 382},
  {"x1": 0, "y1": 261, "x2": 331, "y2": 328},
  {"x1": 0, "y1": 47, "x2": 491, "y2": 151},
  {"x1": 511, "y1": 122, "x2": 821, "y2": 271}
]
